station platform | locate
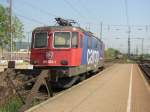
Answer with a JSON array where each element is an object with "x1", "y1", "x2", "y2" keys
[{"x1": 26, "y1": 64, "x2": 150, "y2": 112}]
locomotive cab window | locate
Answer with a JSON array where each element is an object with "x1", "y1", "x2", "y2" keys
[
  {"x1": 34, "y1": 32, "x2": 48, "y2": 48},
  {"x1": 54, "y1": 32, "x2": 71, "y2": 48},
  {"x1": 80, "y1": 35, "x2": 83, "y2": 48},
  {"x1": 94, "y1": 38, "x2": 98, "y2": 49},
  {"x1": 72, "y1": 32, "x2": 78, "y2": 48},
  {"x1": 88, "y1": 36, "x2": 92, "y2": 48}
]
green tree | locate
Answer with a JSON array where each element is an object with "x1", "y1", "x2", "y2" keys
[
  {"x1": 0, "y1": 4, "x2": 24, "y2": 50},
  {"x1": 105, "y1": 48, "x2": 120, "y2": 59},
  {"x1": 0, "y1": 5, "x2": 7, "y2": 40}
]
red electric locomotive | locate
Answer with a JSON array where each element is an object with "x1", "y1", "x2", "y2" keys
[{"x1": 30, "y1": 18, "x2": 104, "y2": 88}]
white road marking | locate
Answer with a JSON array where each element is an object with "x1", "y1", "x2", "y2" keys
[
  {"x1": 127, "y1": 64, "x2": 133, "y2": 112},
  {"x1": 138, "y1": 65, "x2": 150, "y2": 93}
]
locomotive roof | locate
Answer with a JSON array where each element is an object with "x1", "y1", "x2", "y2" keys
[
  {"x1": 33, "y1": 26, "x2": 102, "y2": 42},
  {"x1": 33, "y1": 26, "x2": 85, "y2": 32}
]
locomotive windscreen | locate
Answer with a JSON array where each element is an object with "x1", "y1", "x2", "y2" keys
[
  {"x1": 34, "y1": 32, "x2": 48, "y2": 48},
  {"x1": 54, "y1": 32, "x2": 70, "y2": 48}
]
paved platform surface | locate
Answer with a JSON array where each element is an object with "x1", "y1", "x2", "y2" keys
[{"x1": 26, "y1": 64, "x2": 150, "y2": 112}]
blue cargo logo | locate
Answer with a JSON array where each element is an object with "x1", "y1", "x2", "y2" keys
[{"x1": 87, "y1": 49, "x2": 99, "y2": 64}]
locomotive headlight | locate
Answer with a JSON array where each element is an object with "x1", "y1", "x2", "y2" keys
[
  {"x1": 30, "y1": 60, "x2": 38, "y2": 65},
  {"x1": 46, "y1": 51, "x2": 53, "y2": 60},
  {"x1": 72, "y1": 27, "x2": 77, "y2": 31},
  {"x1": 60, "y1": 60, "x2": 68, "y2": 65}
]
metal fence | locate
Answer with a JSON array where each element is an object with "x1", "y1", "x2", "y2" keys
[{"x1": 0, "y1": 52, "x2": 30, "y2": 61}]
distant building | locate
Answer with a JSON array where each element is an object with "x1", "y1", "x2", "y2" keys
[{"x1": 15, "y1": 42, "x2": 30, "y2": 51}]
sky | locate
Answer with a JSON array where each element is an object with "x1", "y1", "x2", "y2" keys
[{"x1": 1, "y1": 0, "x2": 150, "y2": 54}]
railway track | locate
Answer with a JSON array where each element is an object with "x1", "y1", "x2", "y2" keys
[{"x1": 139, "y1": 63, "x2": 150, "y2": 84}]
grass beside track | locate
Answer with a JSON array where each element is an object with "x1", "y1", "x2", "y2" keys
[{"x1": 0, "y1": 97, "x2": 23, "y2": 112}]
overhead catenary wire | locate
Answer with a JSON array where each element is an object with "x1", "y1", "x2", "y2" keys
[
  {"x1": 13, "y1": 0, "x2": 149, "y2": 33},
  {"x1": 15, "y1": 0, "x2": 58, "y2": 18},
  {"x1": 63, "y1": 0, "x2": 86, "y2": 19},
  {"x1": 70, "y1": 0, "x2": 103, "y2": 33},
  {"x1": 14, "y1": 12, "x2": 46, "y2": 25},
  {"x1": 14, "y1": 0, "x2": 85, "y2": 26},
  {"x1": 16, "y1": 0, "x2": 103, "y2": 31},
  {"x1": 13, "y1": 7, "x2": 46, "y2": 25},
  {"x1": 12, "y1": 1, "x2": 150, "y2": 34},
  {"x1": 73, "y1": 0, "x2": 99, "y2": 20},
  {"x1": 75, "y1": 0, "x2": 101, "y2": 37}
]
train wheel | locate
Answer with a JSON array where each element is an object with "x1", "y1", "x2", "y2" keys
[
  {"x1": 79, "y1": 74, "x2": 86, "y2": 81},
  {"x1": 56, "y1": 76, "x2": 80, "y2": 89}
]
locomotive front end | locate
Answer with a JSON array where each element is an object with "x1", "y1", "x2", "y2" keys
[{"x1": 30, "y1": 27, "x2": 82, "y2": 68}]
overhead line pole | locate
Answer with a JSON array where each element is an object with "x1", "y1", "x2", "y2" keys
[
  {"x1": 124, "y1": 0, "x2": 131, "y2": 58},
  {"x1": 9, "y1": 0, "x2": 13, "y2": 60},
  {"x1": 128, "y1": 26, "x2": 131, "y2": 58},
  {"x1": 100, "y1": 22, "x2": 103, "y2": 39},
  {"x1": 141, "y1": 38, "x2": 144, "y2": 58}
]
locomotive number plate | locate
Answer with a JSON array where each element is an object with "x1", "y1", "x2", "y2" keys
[{"x1": 48, "y1": 60, "x2": 56, "y2": 64}]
